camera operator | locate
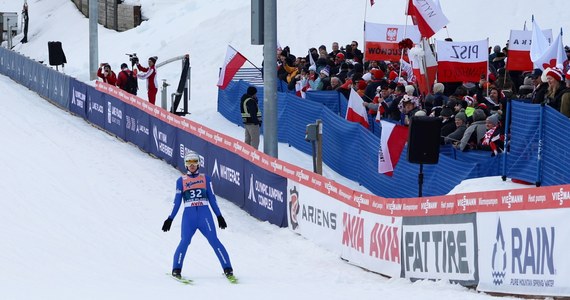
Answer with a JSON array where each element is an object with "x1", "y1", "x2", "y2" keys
[
  {"x1": 136, "y1": 56, "x2": 158, "y2": 105},
  {"x1": 97, "y1": 63, "x2": 117, "y2": 86}
]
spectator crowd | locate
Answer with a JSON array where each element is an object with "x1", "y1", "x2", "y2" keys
[{"x1": 275, "y1": 41, "x2": 570, "y2": 156}]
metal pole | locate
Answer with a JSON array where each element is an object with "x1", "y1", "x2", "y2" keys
[
  {"x1": 316, "y1": 119, "x2": 323, "y2": 175},
  {"x1": 161, "y1": 79, "x2": 169, "y2": 110},
  {"x1": 186, "y1": 54, "x2": 191, "y2": 114},
  {"x1": 89, "y1": 0, "x2": 99, "y2": 80},
  {"x1": 263, "y1": 0, "x2": 278, "y2": 157}
]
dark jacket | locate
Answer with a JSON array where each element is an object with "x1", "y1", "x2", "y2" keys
[{"x1": 240, "y1": 94, "x2": 261, "y2": 125}]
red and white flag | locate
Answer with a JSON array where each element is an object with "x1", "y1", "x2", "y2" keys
[
  {"x1": 345, "y1": 88, "x2": 369, "y2": 128},
  {"x1": 533, "y1": 29, "x2": 565, "y2": 70},
  {"x1": 436, "y1": 39, "x2": 488, "y2": 83},
  {"x1": 530, "y1": 19, "x2": 550, "y2": 69},
  {"x1": 409, "y1": 38, "x2": 437, "y2": 95},
  {"x1": 217, "y1": 45, "x2": 247, "y2": 90},
  {"x1": 378, "y1": 121, "x2": 408, "y2": 176},
  {"x1": 364, "y1": 22, "x2": 421, "y2": 62},
  {"x1": 407, "y1": 0, "x2": 449, "y2": 38},
  {"x1": 508, "y1": 28, "x2": 553, "y2": 71}
]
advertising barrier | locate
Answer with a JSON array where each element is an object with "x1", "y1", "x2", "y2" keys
[
  {"x1": 401, "y1": 214, "x2": 478, "y2": 286},
  {"x1": 477, "y1": 209, "x2": 570, "y2": 296}
]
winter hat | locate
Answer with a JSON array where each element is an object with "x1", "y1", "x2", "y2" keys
[
  {"x1": 361, "y1": 72, "x2": 372, "y2": 81},
  {"x1": 357, "y1": 80, "x2": 367, "y2": 91},
  {"x1": 545, "y1": 67, "x2": 564, "y2": 82},
  {"x1": 487, "y1": 114, "x2": 500, "y2": 126},
  {"x1": 372, "y1": 69, "x2": 384, "y2": 80},
  {"x1": 405, "y1": 85, "x2": 415, "y2": 96},
  {"x1": 149, "y1": 56, "x2": 158, "y2": 63},
  {"x1": 472, "y1": 108, "x2": 487, "y2": 122},
  {"x1": 530, "y1": 68, "x2": 543, "y2": 79},
  {"x1": 414, "y1": 110, "x2": 427, "y2": 117},
  {"x1": 247, "y1": 86, "x2": 258, "y2": 96},
  {"x1": 455, "y1": 111, "x2": 467, "y2": 123},
  {"x1": 440, "y1": 106, "x2": 453, "y2": 117},
  {"x1": 389, "y1": 70, "x2": 398, "y2": 81},
  {"x1": 308, "y1": 65, "x2": 317, "y2": 72},
  {"x1": 336, "y1": 52, "x2": 345, "y2": 60},
  {"x1": 320, "y1": 67, "x2": 330, "y2": 77},
  {"x1": 120, "y1": 63, "x2": 128, "y2": 69}
]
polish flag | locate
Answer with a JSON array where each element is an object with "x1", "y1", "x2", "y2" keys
[
  {"x1": 217, "y1": 46, "x2": 247, "y2": 90},
  {"x1": 533, "y1": 29, "x2": 565, "y2": 70},
  {"x1": 364, "y1": 22, "x2": 421, "y2": 62},
  {"x1": 378, "y1": 121, "x2": 409, "y2": 176},
  {"x1": 436, "y1": 39, "x2": 488, "y2": 83},
  {"x1": 408, "y1": 38, "x2": 437, "y2": 95},
  {"x1": 507, "y1": 29, "x2": 553, "y2": 71},
  {"x1": 345, "y1": 88, "x2": 370, "y2": 128},
  {"x1": 407, "y1": 0, "x2": 449, "y2": 38}
]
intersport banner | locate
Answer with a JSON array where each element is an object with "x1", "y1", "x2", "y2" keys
[
  {"x1": 364, "y1": 22, "x2": 421, "y2": 62},
  {"x1": 477, "y1": 209, "x2": 570, "y2": 297},
  {"x1": 507, "y1": 30, "x2": 553, "y2": 71},
  {"x1": 436, "y1": 39, "x2": 488, "y2": 83},
  {"x1": 401, "y1": 214, "x2": 478, "y2": 286},
  {"x1": 287, "y1": 180, "x2": 401, "y2": 278}
]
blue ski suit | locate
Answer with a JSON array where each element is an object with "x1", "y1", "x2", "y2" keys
[{"x1": 168, "y1": 172, "x2": 232, "y2": 271}]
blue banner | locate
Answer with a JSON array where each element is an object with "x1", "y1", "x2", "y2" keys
[
  {"x1": 243, "y1": 163, "x2": 288, "y2": 227},
  {"x1": 149, "y1": 118, "x2": 178, "y2": 166},
  {"x1": 103, "y1": 94, "x2": 126, "y2": 140},
  {"x1": 86, "y1": 88, "x2": 106, "y2": 128},
  {"x1": 207, "y1": 145, "x2": 246, "y2": 207},
  {"x1": 124, "y1": 105, "x2": 151, "y2": 153},
  {"x1": 69, "y1": 78, "x2": 87, "y2": 118}
]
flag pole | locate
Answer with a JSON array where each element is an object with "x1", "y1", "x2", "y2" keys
[
  {"x1": 399, "y1": 0, "x2": 411, "y2": 82},
  {"x1": 363, "y1": 0, "x2": 368, "y2": 62},
  {"x1": 229, "y1": 45, "x2": 262, "y2": 72}
]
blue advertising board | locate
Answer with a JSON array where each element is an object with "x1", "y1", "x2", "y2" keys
[
  {"x1": 148, "y1": 118, "x2": 178, "y2": 166},
  {"x1": 69, "y1": 78, "x2": 87, "y2": 118},
  {"x1": 86, "y1": 88, "x2": 106, "y2": 129},
  {"x1": 207, "y1": 145, "x2": 245, "y2": 207},
  {"x1": 243, "y1": 163, "x2": 288, "y2": 227},
  {"x1": 103, "y1": 94, "x2": 126, "y2": 140},
  {"x1": 124, "y1": 104, "x2": 151, "y2": 153}
]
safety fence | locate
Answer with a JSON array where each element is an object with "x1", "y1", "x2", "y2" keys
[
  {"x1": 219, "y1": 79, "x2": 570, "y2": 197},
  {"x1": 2, "y1": 47, "x2": 570, "y2": 297}
]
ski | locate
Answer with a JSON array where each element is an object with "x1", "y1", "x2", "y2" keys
[
  {"x1": 225, "y1": 274, "x2": 238, "y2": 284},
  {"x1": 166, "y1": 273, "x2": 193, "y2": 285}
]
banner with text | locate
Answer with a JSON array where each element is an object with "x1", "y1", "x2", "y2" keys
[
  {"x1": 208, "y1": 145, "x2": 246, "y2": 207},
  {"x1": 124, "y1": 105, "x2": 151, "y2": 153},
  {"x1": 243, "y1": 163, "x2": 288, "y2": 227},
  {"x1": 507, "y1": 30, "x2": 553, "y2": 71},
  {"x1": 69, "y1": 78, "x2": 88, "y2": 119},
  {"x1": 436, "y1": 39, "x2": 488, "y2": 82},
  {"x1": 477, "y1": 209, "x2": 570, "y2": 296},
  {"x1": 364, "y1": 22, "x2": 421, "y2": 62},
  {"x1": 401, "y1": 214, "x2": 479, "y2": 286}
]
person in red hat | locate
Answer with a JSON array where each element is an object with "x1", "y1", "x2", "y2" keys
[
  {"x1": 137, "y1": 56, "x2": 158, "y2": 105},
  {"x1": 544, "y1": 67, "x2": 565, "y2": 111}
]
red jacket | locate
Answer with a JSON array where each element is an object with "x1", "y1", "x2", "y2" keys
[
  {"x1": 97, "y1": 67, "x2": 117, "y2": 86},
  {"x1": 137, "y1": 64, "x2": 157, "y2": 91}
]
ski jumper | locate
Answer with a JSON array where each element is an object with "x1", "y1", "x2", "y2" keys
[
  {"x1": 168, "y1": 173, "x2": 232, "y2": 272},
  {"x1": 136, "y1": 64, "x2": 157, "y2": 105}
]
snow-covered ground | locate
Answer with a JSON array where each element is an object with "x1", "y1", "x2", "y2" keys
[{"x1": 1, "y1": 0, "x2": 560, "y2": 298}]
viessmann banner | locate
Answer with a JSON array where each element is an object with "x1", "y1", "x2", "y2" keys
[{"x1": 477, "y1": 209, "x2": 570, "y2": 296}]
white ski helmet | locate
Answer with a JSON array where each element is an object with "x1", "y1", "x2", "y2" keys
[{"x1": 184, "y1": 151, "x2": 200, "y2": 168}]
